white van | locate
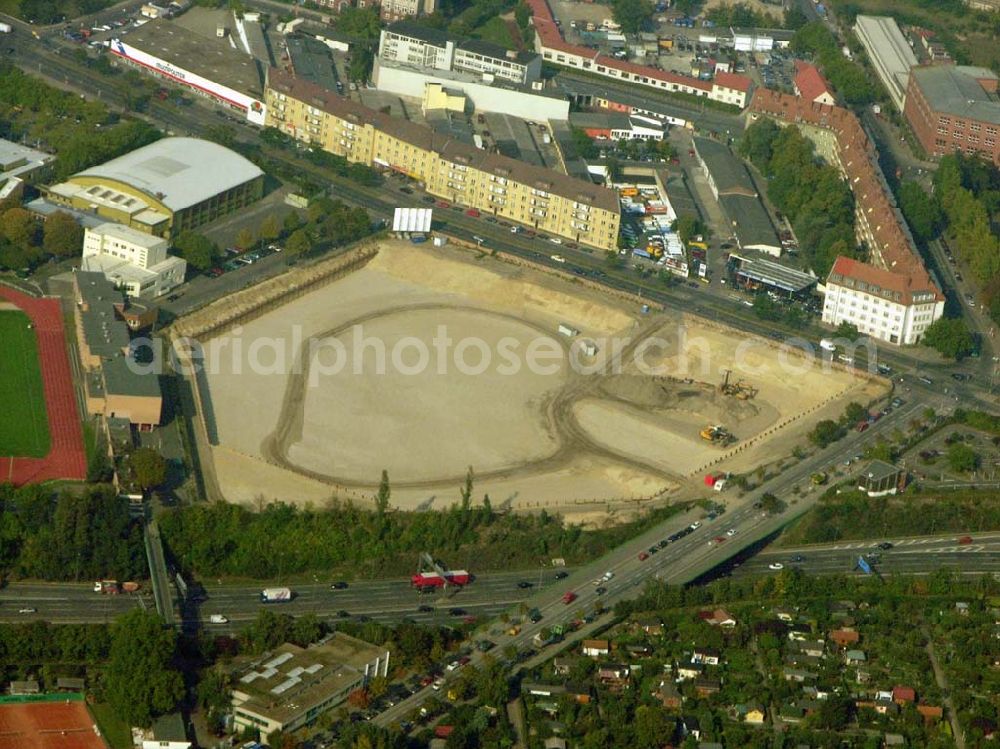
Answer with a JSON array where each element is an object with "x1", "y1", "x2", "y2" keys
[{"x1": 209, "y1": 614, "x2": 229, "y2": 624}]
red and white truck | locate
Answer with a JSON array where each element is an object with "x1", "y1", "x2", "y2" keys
[{"x1": 411, "y1": 570, "x2": 471, "y2": 591}]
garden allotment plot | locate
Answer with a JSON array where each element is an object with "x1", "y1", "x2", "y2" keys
[{"x1": 0, "y1": 310, "x2": 49, "y2": 458}]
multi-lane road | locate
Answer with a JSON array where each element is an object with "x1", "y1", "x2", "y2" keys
[
  {"x1": 372, "y1": 391, "x2": 953, "y2": 726},
  {"x1": 734, "y1": 531, "x2": 1000, "y2": 579}
]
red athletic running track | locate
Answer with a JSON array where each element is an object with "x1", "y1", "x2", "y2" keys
[{"x1": 0, "y1": 286, "x2": 86, "y2": 485}]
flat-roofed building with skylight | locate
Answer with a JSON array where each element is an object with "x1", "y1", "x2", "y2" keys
[
  {"x1": 43, "y1": 137, "x2": 264, "y2": 238},
  {"x1": 230, "y1": 634, "x2": 391, "y2": 735}
]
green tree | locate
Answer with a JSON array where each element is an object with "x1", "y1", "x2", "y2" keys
[
  {"x1": 259, "y1": 214, "x2": 281, "y2": 242},
  {"x1": 611, "y1": 0, "x2": 653, "y2": 34},
  {"x1": 898, "y1": 181, "x2": 941, "y2": 243},
  {"x1": 0, "y1": 207, "x2": 37, "y2": 247},
  {"x1": 672, "y1": 213, "x2": 706, "y2": 245},
  {"x1": 42, "y1": 211, "x2": 84, "y2": 258},
  {"x1": 759, "y1": 492, "x2": 786, "y2": 514},
  {"x1": 375, "y1": 469, "x2": 390, "y2": 517},
  {"x1": 335, "y1": 7, "x2": 381, "y2": 39},
  {"x1": 922, "y1": 317, "x2": 975, "y2": 359},
  {"x1": 235, "y1": 227, "x2": 255, "y2": 250},
  {"x1": 104, "y1": 610, "x2": 184, "y2": 727},
  {"x1": 738, "y1": 118, "x2": 781, "y2": 169},
  {"x1": 947, "y1": 443, "x2": 979, "y2": 473},
  {"x1": 809, "y1": 419, "x2": 844, "y2": 447},
  {"x1": 286, "y1": 228, "x2": 313, "y2": 256},
  {"x1": 174, "y1": 232, "x2": 219, "y2": 271},
  {"x1": 784, "y1": 6, "x2": 808, "y2": 29},
  {"x1": 130, "y1": 447, "x2": 167, "y2": 490},
  {"x1": 283, "y1": 211, "x2": 302, "y2": 234}
]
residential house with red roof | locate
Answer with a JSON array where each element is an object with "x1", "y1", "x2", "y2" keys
[{"x1": 793, "y1": 61, "x2": 836, "y2": 106}]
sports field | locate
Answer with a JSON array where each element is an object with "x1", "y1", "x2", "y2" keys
[
  {"x1": 0, "y1": 699, "x2": 109, "y2": 749},
  {"x1": 0, "y1": 310, "x2": 50, "y2": 458}
]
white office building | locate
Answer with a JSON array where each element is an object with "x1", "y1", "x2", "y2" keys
[
  {"x1": 822, "y1": 257, "x2": 943, "y2": 345},
  {"x1": 81, "y1": 222, "x2": 186, "y2": 298},
  {"x1": 378, "y1": 21, "x2": 542, "y2": 85}
]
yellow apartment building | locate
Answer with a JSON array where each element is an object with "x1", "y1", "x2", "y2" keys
[{"x1": 265, "y1": 68, "x2": 620, "y2": 249}]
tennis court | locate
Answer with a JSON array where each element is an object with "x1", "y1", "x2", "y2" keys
[{"x1": 0, "y1": 699, "x2": 108, "y2": 749}]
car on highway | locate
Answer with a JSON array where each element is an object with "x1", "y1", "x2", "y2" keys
[
  {"x1": 958, "y1": 535, "x2": 973, "y2": 545},
  {"x1": 689, "y1": 521, "x2": 701, "y2": 530},
  {"x1": 18, "y1": 607, "x2": 36, "y2": 614},
  {"x1": 562, "y1": 591, "x2": 577, "y2": 605},
  {"x1": 485, "y1": 217, "x2": 498, "y2": 223},
  {"x1": 432, "y1": 677, "x2": 445, "y2": 690},
  {"x1": 601, "y1": 571, "x2": 614, "y2": 582},
  {"x1": 726, "y1": 528, "x2": 737, "y2": 537},
  {"x1": 417, "y1": 605, "x2": 434, "y2": 612},
  {"x1": 421, "y1": 196, "x2": 435, "y2": 204},
  {"x1": 595, "y1": 586, "x2": 607, "y2": 595},
  {"x1": 638, "y1": 551, "x2": 649, "y2": 561},
  {"x1": 435, "y1": 200, "x2": 450, "y2": 208},
  {"x1": 657, "y1": 539, "x2": 669, "y2": 548},
  {"x1": 529, "y1": 607, "x2": 543, "y2": 622},
  {"x1": 446, "y1": 660, "x2": 460, "y2": 671},
  {"x1": 554, "y1": 571, "x2": 569, "y2": 580},
  {"x1": 449, "y1": 608, "x2": 466, "y2": 616},
  {"x1": 711, "y1": 536, "x2": 726, "y2": 545},
  {"x1": 790, "y1": 555, "x2": 805, "y2": 563},
  {"x1": 768, "y1": 563, "x2": 784, "y2": 571},
  {"x1": 517, "y1": 581, "x2": 533, "y2": 589},
  {"x1": 550, "y1": 254, "x2": 566, "y2": 263},
  {"x1": 330, "y1": 581, "x2": 349, "y2": 590},
  {"x1": 209, "y1": 614, "x2": 229, "y2": 624},
  {"x1": 465, "y1": 208, "x2": 480, "y2": 217},
  {"x1": 337, "y1": 610, "x2": 350, "y2": 618},
  {"x1": 877, "y1": 542, "x2": 893, "y2": 550},
  {"x1": 399, "y1": 186, "x2": 413, "y2": 194}
]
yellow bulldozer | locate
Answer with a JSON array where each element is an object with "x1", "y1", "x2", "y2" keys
[{"x1": 700, "y1": 424, "x2": 734, "y2": 445}]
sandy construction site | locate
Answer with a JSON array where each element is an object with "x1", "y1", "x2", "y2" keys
[{"x1": 199, "y1": 240, "x2": 881, "y2": 514}]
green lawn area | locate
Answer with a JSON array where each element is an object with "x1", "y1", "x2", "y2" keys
[
  {"x1": 474, "y1": 17, "x2": 517, "y2": 49},
  {"x1": 89, "y1": 702, "x2": 133, "y2": 749},
  {"x1": 0, "y1": 310, "x2": 49, "y2": 458}
]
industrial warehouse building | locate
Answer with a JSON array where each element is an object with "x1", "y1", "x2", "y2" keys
[
  {"x1": 106, "y1": 8, "x2": 269, "y2": 124},
  {"x1": 266, "y1": 68, "x2": 620, "y2": 249},
  {"x1": 231, "y1": 635, "x2": 391, "y2": 735},
  {"x1": 692, "y1": 138, "x2": 781, "y2": 256},
  {"x1": 852, "y1": 15, "x2": 918, "y2": 112},
  {"x1": 44, "y1": 137, "x2": 264, "y2": 238},
  {"x1": 904, "y1": 65, "x2": 1000, "y2": 167}
]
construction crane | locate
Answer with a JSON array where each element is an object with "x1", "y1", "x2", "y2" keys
[{"x1": 719, "y1": 369, "x2": 757, "y2": 400}]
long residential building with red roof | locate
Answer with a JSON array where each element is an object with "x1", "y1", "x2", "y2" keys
[
  {"x1": 749, "y1": 88, "x2": 943, "y2": 345},
  {"x1": 524, "y1": 0, "x2": 753, "y2": 109}
]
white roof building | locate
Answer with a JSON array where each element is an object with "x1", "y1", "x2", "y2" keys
[
  {"x1": 82, "y1": 222, "x2": 186, "y2": 298},
  {"x1": 392, "y1": 206, "x2": 433, "y2": 232},
  {"x1": 76, "y1": 137, "x2": 263, "y2": 213}
]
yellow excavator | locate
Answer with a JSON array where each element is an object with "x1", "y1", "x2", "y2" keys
[{"x1": 700, "y1": 424, "x2": 734, "y2": 445}]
